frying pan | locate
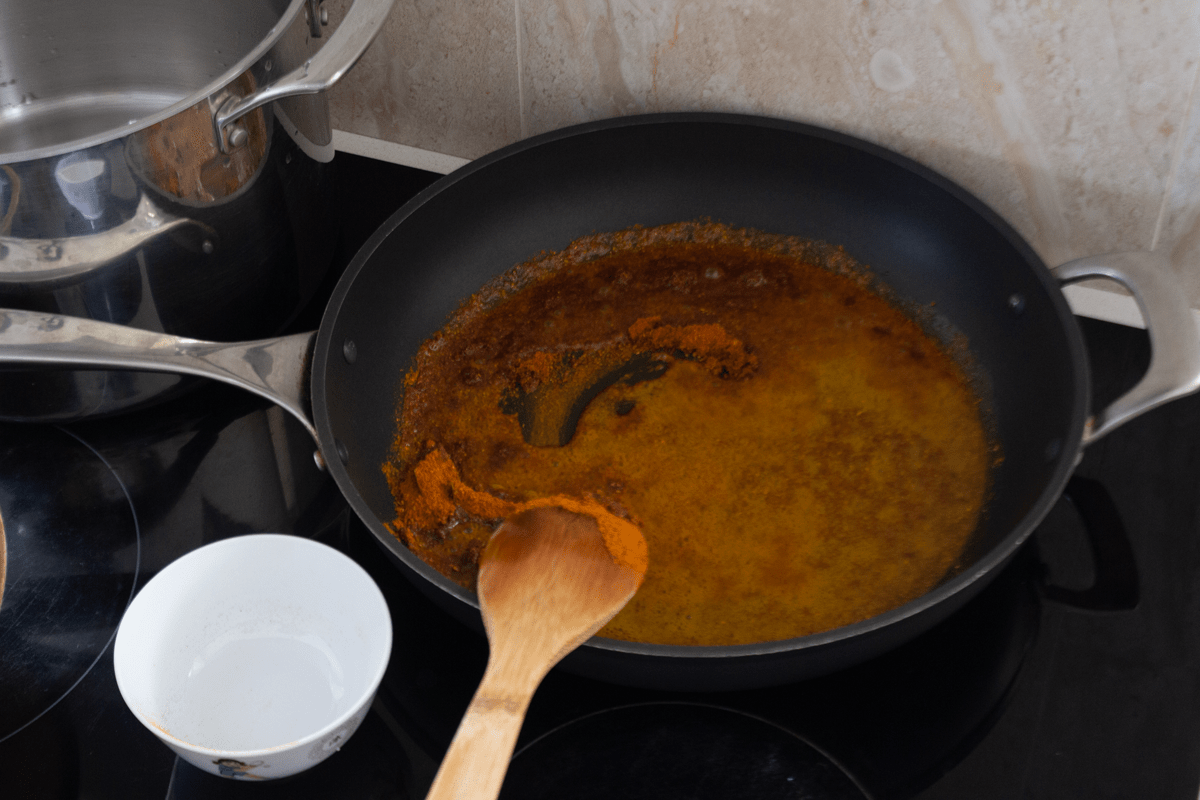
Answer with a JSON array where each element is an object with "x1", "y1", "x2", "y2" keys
[{"x1": 2, "y1": 113, "x2": 1198, "y2": 691}]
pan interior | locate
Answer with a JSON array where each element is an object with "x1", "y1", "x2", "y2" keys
[{"x1": 316, "y1": 114, "x2": 1087, "y2": 631}]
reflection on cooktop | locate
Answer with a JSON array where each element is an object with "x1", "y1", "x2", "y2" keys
[
  {"x1": 165, "y1": 706, "x2": 413, "y2": 800},
  {"x1": 0, "y1": 425, "x2": 139, "y2": 744},
  {"x1": 500, "y1": 703, "x2": 869, "y2": 800}
]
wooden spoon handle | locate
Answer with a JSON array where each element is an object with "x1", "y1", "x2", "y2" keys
[{"x1": 424, "y1": 668, "x2": 534, "y2": 800}]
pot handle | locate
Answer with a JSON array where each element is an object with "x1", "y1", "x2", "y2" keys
[
  {"x1": 1053, "y1": 252, "x2": 1200, "y2": 444},
  {"x1": 0, "y1": 195, "x2": 214, "y2": 286},
  {"x1": 0, "y1": 309, "x2": 318, "y2": 442},
  {"x1": 214, "y1": 0, "x2": 395, "y2": 149}
]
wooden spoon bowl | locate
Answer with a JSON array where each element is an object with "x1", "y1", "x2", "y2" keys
[{"x1": 425, "y1": 503, "x2": 648, "y2": 800}]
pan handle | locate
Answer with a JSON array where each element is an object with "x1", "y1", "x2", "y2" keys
[
  {"x1": 0, "y1": 309, "x2": 318, "y2": 442},
  {"x1": 1053, "y1": 252, "x2": 1200, "y2": 444},
  {"x1": 1037, "y1": 476, "x2": 1139, "y2": 611},
  {"x1": 0, "y1": 195, "x2": 215, "y2": 286}
]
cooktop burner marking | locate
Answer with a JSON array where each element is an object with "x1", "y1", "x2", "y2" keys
[
  {"x1": 0, "y1": 507, "x2": 6, "y2": 612},
  {"x1": 0, "y1": 425, "x2": 140, "y2": 744}
]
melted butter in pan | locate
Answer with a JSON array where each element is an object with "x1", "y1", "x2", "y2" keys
[{"x1": 384, "y1": 222, "x2": 994, "y2": 647}]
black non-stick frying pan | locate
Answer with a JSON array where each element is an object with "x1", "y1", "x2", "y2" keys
[{"x1": 2, "y1": 113, "x2": 1198, "y2": 690}]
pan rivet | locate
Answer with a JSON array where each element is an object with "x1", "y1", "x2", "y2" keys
[
  {"x1": 1007, "y1": 293, "x2": 1026, "y2": 316},
  {"x1": 201, "y1": 239, "x2": 214, "y2": 255},
  {"x1": 335, "y1": 439, "x2": 350, "y2": 464},
  {"x1": 1044, "y1": 438, "x2": 1062, "y2": 462},
  {"x1": 343, "y1": 339, "x2": 358, "y2": 364}
]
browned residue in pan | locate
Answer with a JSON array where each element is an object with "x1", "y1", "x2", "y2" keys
[{"x1": 383, "y1": 221, "x2": 997, "y2": 647}]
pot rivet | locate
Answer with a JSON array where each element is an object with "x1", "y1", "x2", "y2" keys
[
  {"x1": 1045, "y1": 438, "x2": 1062, "y2": 462},
  {"x1": 343, "y1": 339, "x2": 358, "y2": 364},
  {"x1": 335, "y1": 439, "x2": 350, "y2": 465},
  {"x1": 1007, "y1": 293, "x2": 1026, "y2": 316},
  {"x1": 227, "y1": 126, "x2": 249, "y2": 149},
  {"x1": 201, "y1": 240, "x2": 214, "y2": 255}
]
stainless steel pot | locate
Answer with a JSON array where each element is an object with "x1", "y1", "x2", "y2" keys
[{"x1": 0, "y1": 0, "x2": 394, "y2": 420}]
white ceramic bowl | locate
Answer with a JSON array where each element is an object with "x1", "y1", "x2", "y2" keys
[{"x1": 113, "y1": 534, "x2": 392, "y2": 780}]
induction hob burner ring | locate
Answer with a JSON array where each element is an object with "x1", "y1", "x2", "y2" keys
[
  {"x1": 0, "y1": 505, "x2": 7, "y2": 610},
  {"x1": 499, "y1": 701, "x2": 870, "y2": 800},
  {"x1": 0, "y1": 424, "x2": 140, "y2": 743}
]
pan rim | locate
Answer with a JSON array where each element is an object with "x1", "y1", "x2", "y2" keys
[{"x1": 311, "y1": 111, "x2": 1090, "y2": 663}]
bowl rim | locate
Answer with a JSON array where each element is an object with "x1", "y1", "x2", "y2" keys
[{"x1": 113, "y1": 532, "x2": 393, "y2": 759}]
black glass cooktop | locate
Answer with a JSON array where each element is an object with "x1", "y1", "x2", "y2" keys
[{"x1": 1, "y1": 153, "x2": 1199, "y2": 799}]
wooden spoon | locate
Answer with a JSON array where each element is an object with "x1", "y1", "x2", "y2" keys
[{"x1": 424, "y1": 503, "x2": 648, "y2": 800}]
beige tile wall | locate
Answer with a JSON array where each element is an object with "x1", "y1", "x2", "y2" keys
[{"x1": 327, "y1": 0, "x2": 1200, "y2": 307}]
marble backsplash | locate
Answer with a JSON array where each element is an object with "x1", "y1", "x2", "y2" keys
[{"x1": 326, "y1": 0, "x2": 1200, "y2": 311}]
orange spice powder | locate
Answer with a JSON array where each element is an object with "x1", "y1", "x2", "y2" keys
[
  {"x1": 627, "y1": 317, "x2": 758, "y2": 379},
  {"x1": 390, "y1": 446, "x2": 647, "y2": 576},
  {"x1": 519, "y1": 495, "x2": 648, "y2": 576},
  {"x1": 383, "y1": 221, "x2": 994, "y2": 647}
]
